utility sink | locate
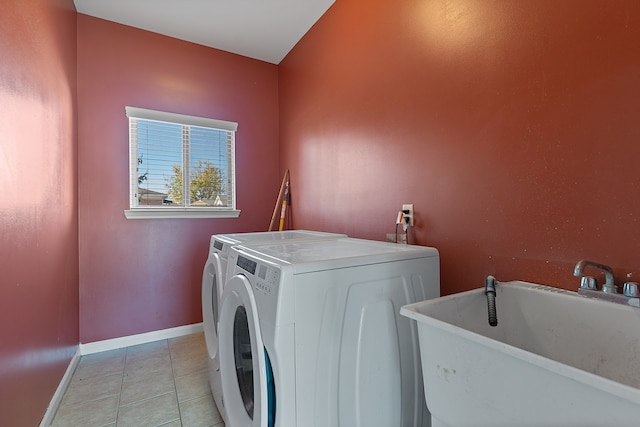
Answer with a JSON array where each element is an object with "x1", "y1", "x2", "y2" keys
[{"x1": 401, "y1": 280, "x2": 640, "y2": 426}]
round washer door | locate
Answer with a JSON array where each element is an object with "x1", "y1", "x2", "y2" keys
[
  {"x1": 202, "y1": 252, "x2": 225, "y2": 360},
  {"x1": 219, "y1": 274, "x2": 268, "y2": 427}
]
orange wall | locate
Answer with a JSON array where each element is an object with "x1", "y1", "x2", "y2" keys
[
  {"x1": 3, "y1": 1, "x2": 640, "y2": 422},
  {"x1": 280, "y1": 0, "x2": 640, "y2": 294},
  {"x1": 77, "y1": 15, "x2": 280, "y2": 343},
  {"x1": 0, "y1": 0, "x2": 78, "y2": 425}
]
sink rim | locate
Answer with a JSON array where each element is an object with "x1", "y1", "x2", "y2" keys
[{"x1": 400, "y1": 280, "x2": 640, "y2": 404}]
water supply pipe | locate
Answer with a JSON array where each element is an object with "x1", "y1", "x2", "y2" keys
[{"x1": 485, "y1": 276, "x2": 498, "y2": 327}]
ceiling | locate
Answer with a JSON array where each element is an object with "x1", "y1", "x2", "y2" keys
[{"x1": 73, "y1": 0, "x2": 336, "y2": 64}]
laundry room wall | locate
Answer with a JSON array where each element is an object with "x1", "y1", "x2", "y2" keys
[
  {"x1": 279, "y1": 0, "x2": 640, "y2": 294},
  {"x1": 0, "y1": 0, "x2": 79, "y2": 425},
  {"x1": 77, "y1": 15, "x2": 280, "y2": 343}
]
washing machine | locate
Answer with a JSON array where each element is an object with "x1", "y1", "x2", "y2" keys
[
  {"x1": 218, "y1": 237, "x2": 439, "y2": 427},
  {"x1": 201, "y1": 230, "x2": 347, "y2": 422}
]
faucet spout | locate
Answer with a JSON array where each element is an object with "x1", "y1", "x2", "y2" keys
[
  {"x1": 573, "y1": 260, "x2": 615, "y2": 285},
  {"x1": 573, "y1": 259, "x2": 618, "y2": 294}
]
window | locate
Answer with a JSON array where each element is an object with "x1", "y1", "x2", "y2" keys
[{"x1": 125, "y1": 107, "x2": 240, "y2": 219}]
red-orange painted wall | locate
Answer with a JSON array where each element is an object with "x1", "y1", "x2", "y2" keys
[
  {"x1": 0, "y1": 0, "x2": 78, "y2": 424},
  {"x1": 4, "y1": 1, "x2": 640, "y2": 422},
  {"x1": 280, "y1": 0, "x2": 640, "y2": 294},
  {"x1": 77, "y1": 15, "x2": 280, "y2": 343}
]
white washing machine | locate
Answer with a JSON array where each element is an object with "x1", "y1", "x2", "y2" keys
[
  {"x1": 201, "y1": 230, "x2": 346, "y2": 422},
  {"x1": 218, "y1": 237, "x2": 439, "y2": 427}
]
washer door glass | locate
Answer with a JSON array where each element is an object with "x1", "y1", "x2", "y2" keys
[
  {"x1": 202, "y1": 253, "x2": 224, "y2": 359},
  {"x1": 233, "y1": 305, "x2": 254, "y2": 418},
  {"x1": 212, "y1": 271, "x2": 220, "y2": 331}
]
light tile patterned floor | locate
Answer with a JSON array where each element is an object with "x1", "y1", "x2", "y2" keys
[{"x1": 51, "y1": 332, "x2": 225, "y2": 427}]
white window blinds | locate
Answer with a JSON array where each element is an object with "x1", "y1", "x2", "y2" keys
[{"x1": 126, "y1": 107, "x2": 238, "y2": 217}]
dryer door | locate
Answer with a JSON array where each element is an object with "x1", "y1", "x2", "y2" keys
[
  {"x1": 219, "y1": 274, "x2": 269, "y2": 427},
  {"x1": 202, "y1": 252, "x2": 224, "y2": 360},
  {"x1": 202, "y1": 252, "x2": 228, "y2": 422}
]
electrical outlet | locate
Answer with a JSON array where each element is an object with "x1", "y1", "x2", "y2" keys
[{"x1": 402, "y1": 203, "x2": 414, "y2": 227}]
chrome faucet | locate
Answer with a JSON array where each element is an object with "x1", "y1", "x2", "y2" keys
[{"x1": 573, "y1": 260, "x2": 617, "y2": 293}]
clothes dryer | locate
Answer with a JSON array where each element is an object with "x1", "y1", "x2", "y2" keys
[
  {"x1": 218, "y1": 238, "x2": 439, "y2": 427},
  {"x1": 201, "y1": 230, "x2": 346, "y2": 422}
]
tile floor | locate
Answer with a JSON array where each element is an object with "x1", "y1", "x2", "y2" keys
[{"x1": 51, "y1": 332, "x2": 225, "y2": 427}]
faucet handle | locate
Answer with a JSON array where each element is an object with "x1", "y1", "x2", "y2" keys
[
  {"x1": 623, "y1": 282, "x2": 640, "y2": 298},
  {"x1": 580, "y1": 276, "x2": 597, "y2": 290}
]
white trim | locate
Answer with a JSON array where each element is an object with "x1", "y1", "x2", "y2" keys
[
  {"x1": 124, "y1": 208, "x2": 241, "y2": 220},
  {"x1": 125, "y1": 106, "x2": 238, "y2": 131},
  {"x1": 39, "y1": 348, "x2": 81, "y2": 427},
  {"x1": 80, "y1": 322, "x2": 204, "y2": 355}
]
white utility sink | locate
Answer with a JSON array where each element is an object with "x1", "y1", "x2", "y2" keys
[{"x1": 401, "y1": 280, "x2": 640, "y2": 426}]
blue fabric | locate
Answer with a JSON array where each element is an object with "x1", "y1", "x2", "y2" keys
[{"x1": 264, "y1": 349, "x2": 276, "y2": 427}]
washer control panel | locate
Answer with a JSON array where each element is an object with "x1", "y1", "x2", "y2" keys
[{"x1": 236, "y1": 255, "x2": 280, "y2": 295}]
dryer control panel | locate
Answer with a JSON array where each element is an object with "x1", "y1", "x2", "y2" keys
[{"x1": 236, "y1": 255, "x2": 280, "y2": 295}]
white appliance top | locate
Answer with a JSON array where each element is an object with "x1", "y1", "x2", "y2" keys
[
  {"x1": 214, "y1": 230, "x2": 345, "y2": 245},
  {"x1": 232, "y1": 237, "x2": 439, "y2": 274}
]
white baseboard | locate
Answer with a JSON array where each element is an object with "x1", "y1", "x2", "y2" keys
[
  {"x1": 39, "y1": 347, "x2": 81, "y2": 427},
  {"x1": 80, "y1": 322, "x2": 204, "y2": 355}
]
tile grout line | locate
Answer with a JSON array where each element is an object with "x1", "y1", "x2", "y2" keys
[
  {"x1": 117, "y1": 339, "x2": 182, "y2": 425},
  {"x1": 168, "y1": 338, "x2": 184, "y2": 425},
  {"x1": 113, "y1": 346, "x2": 127, "y2": 426}
]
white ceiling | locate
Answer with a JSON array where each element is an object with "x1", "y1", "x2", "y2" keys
[{"x1": 73, "y1": 0, "x2": 336, "y2": 64}]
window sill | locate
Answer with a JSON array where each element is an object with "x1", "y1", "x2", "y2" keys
[{"x1": 124, "y1": 208, "x2": 241, "y2": 220}]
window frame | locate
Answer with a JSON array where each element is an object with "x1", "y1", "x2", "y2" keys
[{"x1": 124, "y1": 106, "x2": 241, "y2": 220}]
